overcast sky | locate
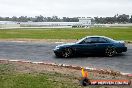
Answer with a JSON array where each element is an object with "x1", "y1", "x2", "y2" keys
[{"x1": 0, "y1": 0, "x2": 132, "y2": 17}]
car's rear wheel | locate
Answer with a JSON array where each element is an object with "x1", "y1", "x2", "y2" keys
[
  {"x1": 105, "y1": 47, "x2": 116, "y2": 57},
  {"x1": 61, "y1": 48, "x2": 73, "y2": 58}
]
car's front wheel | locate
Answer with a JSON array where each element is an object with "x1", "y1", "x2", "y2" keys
[
  {"x1": 61, "y1": 48, "x2": 73, "y2": 58},
  {"x1": 105, "y1": 46, "x2": 116, "y2": 57}
]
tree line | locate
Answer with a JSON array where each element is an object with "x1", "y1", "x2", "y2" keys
[
  {"x1": 0, "y1": 14, "x2": 132, "y2": 24},
  {"x1": 94, "y1": 14, "x2": 132, "y2": 24},
  {"x1": 0, "y1": 16, "x2": 79, "y2": 22}
]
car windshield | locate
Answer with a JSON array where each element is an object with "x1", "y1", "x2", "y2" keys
[{"x1": 76, "y1": 37, "x2": 87, "y2": 44}]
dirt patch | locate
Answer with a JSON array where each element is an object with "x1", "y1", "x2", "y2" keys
[
  {"x1": 0, "y1": 59, "x2": 132, "y2": 88},
  {"x1": 0, "y1": 60, "x2": 131, "y2": 82},
  {"x1": 0, "y1": 39, "x2": 78, "y2": 43},
  {"x1": 0, "y1": 39, "x2": 132, "y2": 44}
]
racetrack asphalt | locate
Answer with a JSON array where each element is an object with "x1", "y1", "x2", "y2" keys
[{"x1": 0, "y1": 41, "x2": 132, "y2": 73}]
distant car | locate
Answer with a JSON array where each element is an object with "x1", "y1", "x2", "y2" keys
[{"x1": 53, "y1": 36, "x2": 127, "y2": 58}]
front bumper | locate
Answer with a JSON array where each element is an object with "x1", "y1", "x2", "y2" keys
[
  {"x1": 116, "y1": 47, "x2": 127, "y2": 53},
  {"x1": 53, "y1": 48, "x2": 62, "y2": 54}
]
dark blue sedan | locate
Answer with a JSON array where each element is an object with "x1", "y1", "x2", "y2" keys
[{"x1": 53, "y1": 36, "x2": 127, "y2": 58}]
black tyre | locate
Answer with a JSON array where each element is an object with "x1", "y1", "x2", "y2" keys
[
  {"x1": 61, "y1": 48, "x2": 73, "y2": 58},
  {"x1": 105, "y1": 46, "x2": 116, "y2": 57}
]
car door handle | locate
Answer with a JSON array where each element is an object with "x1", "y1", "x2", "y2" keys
[{"x1": 93, "y1": 45, "x2": 97, "y2": 46}]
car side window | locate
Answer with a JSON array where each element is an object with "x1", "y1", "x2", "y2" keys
[
  {"x1": 84, "y1": 38, "x2": 92, "y2": 43},
  {"x1": 83, "y1": 37, "x2": 99, "y2": 43},
  {"x1": 98, "y1": 38, "x2": 109, "y2": 43}
]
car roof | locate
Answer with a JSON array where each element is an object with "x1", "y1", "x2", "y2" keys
[
  {"x1": 85, "y1": 35, "x2": 107, "y2": 38},
  {"x1": 85, "y1": 36, "x2": 115, "y2": 42}
]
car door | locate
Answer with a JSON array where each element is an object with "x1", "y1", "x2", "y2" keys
[
  {"x1": 93, "y1": 37, "x2": 110, "y2": 53},
  {"x1": 75, "y1": 37, "x2": 98, "y2": 54}
]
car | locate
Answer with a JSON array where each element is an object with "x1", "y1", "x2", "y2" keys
[{"x1": 53, "y1": 36, "x2": 127, "y2": 58}]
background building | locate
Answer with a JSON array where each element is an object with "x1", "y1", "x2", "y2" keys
[{"x1": 0, "y1": 18, "x2": 93, "y2": 28}]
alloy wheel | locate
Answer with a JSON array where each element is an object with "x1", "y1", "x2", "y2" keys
[
  {"x1": 62, "y1": 48, "x2": 72, "y2": 58},
  {"x1": 105, "y1": 47, "x2": 116, "y2": 57}
]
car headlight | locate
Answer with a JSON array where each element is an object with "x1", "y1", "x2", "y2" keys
[
  {"x1": 54, "y1": 46, "x2": 60, "y2": 50},
  {"x1": 55, "y1": 47, "x2": 60, "y2": 50}
]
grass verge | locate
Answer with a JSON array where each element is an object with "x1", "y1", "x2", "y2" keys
[
  {"x1": 0, "y1": 60, "x2": 131, "y2": 88},
  {"x1": 0, "y1": 64, "x2": 80, "y2": 88},
  {"x1": 0, "y1": 27, "x2": 132, "y2": 41}
]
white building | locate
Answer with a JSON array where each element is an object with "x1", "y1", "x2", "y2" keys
[
  {"x1": 0, "y1": 18, "x2": 93, "y2": 28},
  {"x1": 71, "y1": 17, "x2": 92, "y2": 28},
  {"x1": 19, "y1": 18, "x2": 92, "y2": 28},
  {"x1": 78, "y1": 17, "x2": 92, "y2": 25}
]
